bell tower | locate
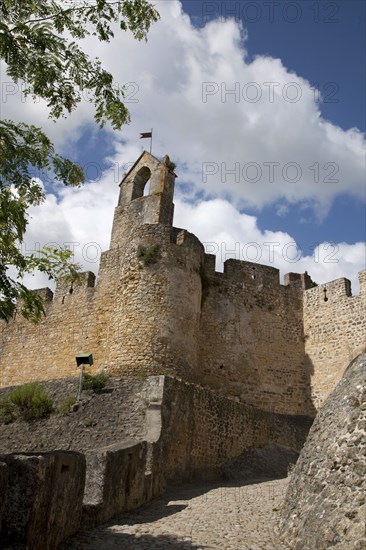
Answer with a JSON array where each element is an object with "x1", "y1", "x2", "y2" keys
[{"x1": 110, "y1": 151, "x2": 176, "y2": 247}]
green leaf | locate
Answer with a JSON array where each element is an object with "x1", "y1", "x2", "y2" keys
[{"x1": 0, "y1": 0, "x2": 159, "y2": 323}]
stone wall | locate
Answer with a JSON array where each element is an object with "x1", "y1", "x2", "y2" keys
[
  {"x1": 0, "y1": 375, "x2": 312, "y2": 480},
  {"x1": 279, "y1": 353, "x2": 366, "y2": 549},
  {"x1": 0, "y1": 451, "x2": 86, "y2": 550},
  {"x1": 1, "y1": 150, "x2": 364, "y2": 415},
  {"x1": 197, "y1": 257, "x2": 315, "y2": 416},
  {"x1": 155, "y1": 376, "x2": 313, "y2": 483},
  {"x1": 0, "y1": 375, "x2": 312, "y2": 548},
  {"x1": 0, "y1": 377, "x2": 147, "y2": 455},
  {"x1": 82, "y1": 441, "x2": 152, "y2": 530},
  {"x1": 0, "y1": 461, "x2": 8, "y2": 531},
  {"x1": 303, "y1": 271, "x2": 366, "y2": 409}
]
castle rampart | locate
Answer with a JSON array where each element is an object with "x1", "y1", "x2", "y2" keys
[
  {"x1": 303, "y1": 272, "x2": 366, "y2": 409},
  {"x1": 197, "y1": 258, "x2": 315, "y2": 416},
  {"x1": 0, "y1": 151, "x2": 365, "y2": 414}
]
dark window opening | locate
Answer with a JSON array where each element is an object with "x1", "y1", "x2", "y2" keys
[{"x1": 132, "y1": 166, "x2": 151, "y2": 200}]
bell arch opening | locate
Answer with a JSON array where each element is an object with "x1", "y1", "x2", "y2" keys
[{"x1": 131, "y1": 166, "x2": 151, "y2": 200}]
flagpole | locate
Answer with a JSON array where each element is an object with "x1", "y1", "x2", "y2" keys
[{"x1": 150, "y1": 128, "x2": 153, "y2": 154}]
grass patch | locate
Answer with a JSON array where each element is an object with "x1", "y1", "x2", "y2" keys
[
  {"x1": 59, "y1": 395, "x2": 76, "y2": 415},
  {"x1": 138, "y1": 367, "x2": 148, "y2": 381},
  {"x1": 82, "y1": 418, "x2": 97, "y2": 428}
]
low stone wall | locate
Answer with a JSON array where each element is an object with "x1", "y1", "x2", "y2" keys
[
  {"x1": 0, "y1": 375, "x2": 313, "y2": 548},
  {"x1": 0, "y1": 461, "x2": 8, "y2": 532},
  {"x1": 0, "y1": 452, "x2": 85, "y2": 550},
  {"x1": 154, "y1": 376, "x2": 312, "y2": 483},
  {"x1": 82, "y1": 441, "x2": 152, "y2": 530}
]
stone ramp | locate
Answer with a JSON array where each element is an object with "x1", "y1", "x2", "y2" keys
[
  {"x1": 0, "y1": 377, "x2": 147, "y2": 455},
  {"x1": 62, "y1": 477, "x2": 289, "y2": 550}
]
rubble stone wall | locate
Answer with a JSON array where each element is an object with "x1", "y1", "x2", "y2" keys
[
  {"x1": 1, "y1": 151, "x2": 365, "y2": 414},
  {"x1": 279, "y1": 353, "x2": 366, "y2": 549},
  {"x1": 303, "y1": 272, "x2": 366, "y2": 409}
]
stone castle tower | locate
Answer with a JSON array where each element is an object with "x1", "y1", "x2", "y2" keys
[{"x1": 1, "y1": 152, "x2": 365, "y2": 417}]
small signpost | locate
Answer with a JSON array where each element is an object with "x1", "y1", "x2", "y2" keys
[{"x1": 75, "y1": 353, "x2": 93, "y2": 401}]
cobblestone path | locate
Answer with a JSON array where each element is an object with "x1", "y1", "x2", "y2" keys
[{"x1": 64, "y1": 476, "x2": 289, "y2": 549}]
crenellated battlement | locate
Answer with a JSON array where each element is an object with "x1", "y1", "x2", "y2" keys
[
  {"x1": 0, "y1": 152, "x2": 364, "y2": 416},
  {"x1": 223, "y1": 258, "x2": 280, "y2": 286},
  {"x1": 303, "y1": 269, "x2": 366, "y2": 410},
  {"x1": 284, "y1": 271, "x2": 313, "y2": 290},
  {"x1": 304, "y1": 276, "x2": 353, "y2": 305},
  {"x1": 171, "y1": 227, "x2": 205, "y2": 257},
  {"x1": 54, "y1": 271, "x2": 96, "y2": 299},
  {"x1": 357, "y1": 269, "x2": 366, "y2": 294},
  {"x1": 34, "y1": 287, "x2": 54, "y2": 303}
]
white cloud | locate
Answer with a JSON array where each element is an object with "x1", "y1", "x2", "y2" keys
[
  {"x1": 174, "y1": 198, "x2": 365, "y2": 294},
  {"x1": 2, "y1": 1, "x2": 364, "y2": 290},
  {"x1": 80, "y1": 0, "x2": 364, "y2": 215}
]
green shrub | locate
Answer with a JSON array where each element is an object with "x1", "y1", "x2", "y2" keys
[
  {"x1": 82, "y1": 371, "x2": 109, "y2": 392},
  {"x1": 167, "y1": 160, "x2": 176, "y2": 172},
  {"x1": 137, "y1": 244, "x2": 161, "y2": 266},
  {"x1": 59, "y1": 395, "x2": 76, "y2": 415},
  {"x1": 9, "y1": 382, "x2": 53, "y2": 421},
  {"x1": 0, "y1": 396, "x2": 16, "y2": 424}
]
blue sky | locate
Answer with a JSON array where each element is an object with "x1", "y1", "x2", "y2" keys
[
  {"x1": 72, "y1": 0, "x2": 365, "y2": 267},
  {"x1": 184, "y1": 1, "x2": 365, "y2": 131},
  {"x1": 182, "y1": 0, "x2": 366, "y2": 248},
  {"x1": 3, "y1": 0, "x2": 365, "y2": 290}
]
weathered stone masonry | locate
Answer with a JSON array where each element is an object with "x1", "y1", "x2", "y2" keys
[
  {"x1": 0, "y1": 151, "x2": 365, "y2": 413},
  {"x1": 0, "y1": 375, "x2": 312, "y2": 548},
  {"x1": 304, "y1": 271, "x2": 366, "y2": 410}
]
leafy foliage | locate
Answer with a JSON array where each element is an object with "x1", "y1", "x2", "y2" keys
[
  {"x1": 137, "y1": 243, "x2": 161, "y2": 266},
  {"x1": 3, "y1": 381, "x2": 54, "y2": 421},
  {"x1": 0, "y1": 0, "x2": 159, "y2": 322},
  {"x1": 0, "y1": 0, "x2": 159, "y2": 126},
  {"x1": 82, "y1": 371, "x2": 109, "y2": 392},
  {"x1": 166, "y1": 160, "x2": 176, "y2": 172},
  {"x1": 138, "y1": 366, "x2": 148, "y2": 381},
  {"x1": 0, "y1": 394, "x2": 16, "y2": 424}
]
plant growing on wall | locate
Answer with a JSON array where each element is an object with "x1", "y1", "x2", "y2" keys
[
  {"x1": 137, "y1": 244, "x2": 161, "y2": 266},
  {"x1": 58, "y1": 395, "x2": 76, "y2": 415},
  {"x1": 166, "y1": 160, "x2": 176, "y2": 172}
]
